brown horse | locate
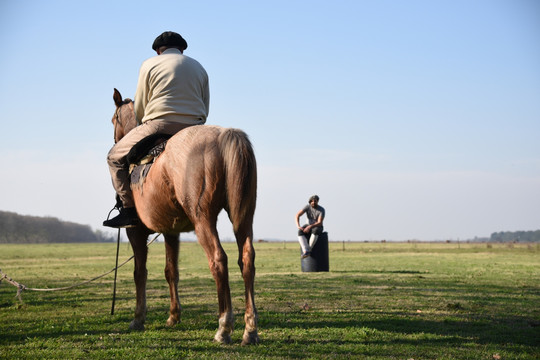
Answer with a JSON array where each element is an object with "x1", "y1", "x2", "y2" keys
[{"x1": 110, "y1": 89, "x2": 258, "y2": 345}]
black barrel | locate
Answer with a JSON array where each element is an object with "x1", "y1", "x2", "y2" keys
[{"x1": 301, "y1": 232, "x2": 329, "y2": 272}]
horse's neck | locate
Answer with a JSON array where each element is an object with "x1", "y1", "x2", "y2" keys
[{"x1": 124, "y1": 105, "x2": 138, "y2": 133}]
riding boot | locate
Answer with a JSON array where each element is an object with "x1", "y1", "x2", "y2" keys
[{"x1": 103, "y1": 207, "x2": 140, "y2": 228}]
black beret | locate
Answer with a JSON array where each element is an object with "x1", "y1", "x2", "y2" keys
[{"x1": 152, "y1": 31, "x2": 188, "y2": 51}]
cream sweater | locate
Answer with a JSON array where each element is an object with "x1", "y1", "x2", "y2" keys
[{"x1": 134, "y1": 48, "x2": 209, "y2": 124}]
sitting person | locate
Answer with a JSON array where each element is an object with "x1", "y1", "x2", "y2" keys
[{"x1": 295, "y1": 195, "x2": 325, "y2": 258}]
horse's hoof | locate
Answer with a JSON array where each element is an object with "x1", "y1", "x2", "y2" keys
[
  {"x1": 241, "y1": 331, "x2": 260, "y2": 345},
  {"x1": 214, "y1": 332, "x2": 232, "y2": 345},
  {"x1": 166, "y1": 316, "x2": 179, "y2": 327},
  {"x1": 129, "y1": 319, "x2": 145, "y2": 331}
]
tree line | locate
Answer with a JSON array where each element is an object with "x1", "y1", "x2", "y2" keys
[
  {"x1": 0, "y1": 211, "x2": 115, "y2": 243},
  {"x1": 490, "y1": 230, "x2": 540, "y2": 243}
]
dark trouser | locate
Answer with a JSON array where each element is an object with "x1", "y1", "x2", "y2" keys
[{"x1": 298, "y1": 225, "x2": 324, "y2": 236}]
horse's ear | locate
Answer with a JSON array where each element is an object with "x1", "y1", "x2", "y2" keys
[{"x1": 113, "y1": 88, "x2": 123, "y2": 107}]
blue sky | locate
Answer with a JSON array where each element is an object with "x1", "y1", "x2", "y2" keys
[{"x1": 1, "y1": 0, "x2": 539, "y2": 241}]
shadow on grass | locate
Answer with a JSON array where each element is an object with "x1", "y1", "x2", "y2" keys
[{"x1": 261, "y1": 310, "x2": 540, "y2": 345}]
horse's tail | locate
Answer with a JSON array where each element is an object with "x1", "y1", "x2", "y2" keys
[{"x1": 218, "y1": 128, "x2": 257, "y2": 233}]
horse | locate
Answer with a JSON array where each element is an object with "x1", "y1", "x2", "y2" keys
[{"x1": 110, "y1": 88, "x2": 259, "y2": 345}]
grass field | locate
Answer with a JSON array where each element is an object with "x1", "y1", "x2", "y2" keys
[{"x1": 1, "y1": 241, "x2": 539, "y2": 359}]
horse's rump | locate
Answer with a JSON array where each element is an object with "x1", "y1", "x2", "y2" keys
[{"x1": 130, "y1": 125, "x2": 257, "y2": 235}]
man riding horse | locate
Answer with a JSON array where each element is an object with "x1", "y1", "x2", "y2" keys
[{"x1": 104, "y1": 31, "x2": 210, "y2": 228}]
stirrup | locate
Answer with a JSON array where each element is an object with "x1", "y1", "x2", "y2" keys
[{"x1": 103, "y1": 207, "x2": 139, "y2": 228}]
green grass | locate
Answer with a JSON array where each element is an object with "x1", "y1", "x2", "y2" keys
[{"x1": 1, "y1": 241, "x2": 539, "y2": 359}]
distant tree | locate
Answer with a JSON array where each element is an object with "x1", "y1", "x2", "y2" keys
[
  {"x1": 94, "y1": 229, "x2": 116, "y2": 243},
  {"x1": 0, "y1": 211, "x2": 114, "y2": 243},
  {"x1": 490, "y1": 230, "x2": 540, "y2": 243}
]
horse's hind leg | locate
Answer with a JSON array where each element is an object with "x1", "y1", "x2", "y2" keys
[
  {"x1": 163, "y1": 233, "x2": 181, "y2": 326},
  {"x1": 126, "y1": 226, "x2": 150, "y2": 330},
  {"x1": 235, "y1": 224, "x2": 259, "y2": 345},
  {"x1": 195, "y1": 221, "x2": 234, "y2": 344}
]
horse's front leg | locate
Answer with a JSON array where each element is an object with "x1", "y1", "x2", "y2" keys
[
  {"x1": 196, "y1": 224, "x2": 234, "y2": 344},
  {"x1": 126, "y1": 227, "x2": 149, "y2": 330},
  {"x1": 163, "y1": 234, "x2": 181, "y2": 326}
]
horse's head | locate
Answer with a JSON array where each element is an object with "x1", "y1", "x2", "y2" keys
[{"x1": 112, "y1": 88, "x2": 137, "y2": 143}]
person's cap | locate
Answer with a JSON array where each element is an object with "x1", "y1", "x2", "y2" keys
[
  {"x1": 309, "y1": 195, "x2": 319, "y2": 203},
  {"x1": 152, "y1": 31, "x2": 188, "y2": 51}
]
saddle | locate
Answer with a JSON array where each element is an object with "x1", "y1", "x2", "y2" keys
[{"x1": 127, "y1": 134, "x2": 171, "y2": 187}]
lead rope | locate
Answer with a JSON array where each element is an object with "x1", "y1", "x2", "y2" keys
[
  {"x1": 0, "y1": 232, "x2": 162, "y2": 311},
  {"x1": 106, "y1": 201, "x2": 124, "y2": 315},
  {"x1": 111, "y1": 228, "x2": 121, "y2": 315}
]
